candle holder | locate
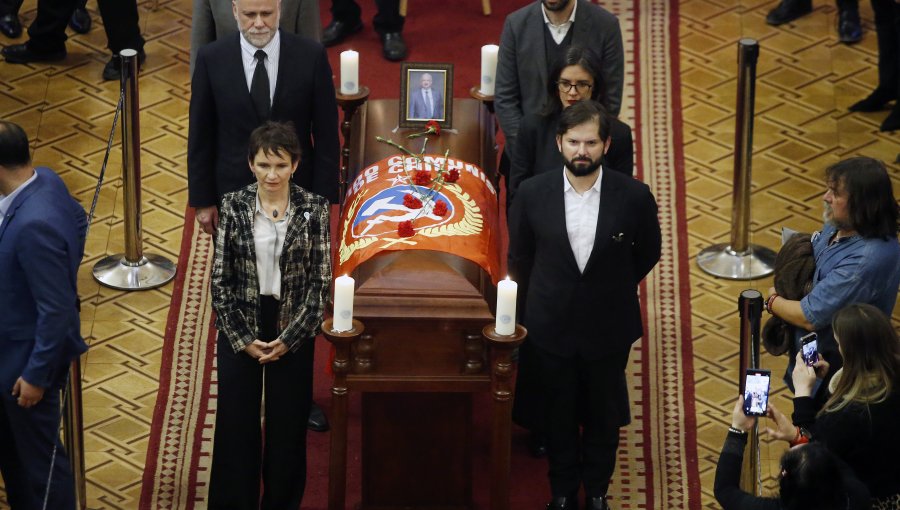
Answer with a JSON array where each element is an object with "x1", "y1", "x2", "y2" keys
[
  {"x1": 469, "y1": 86, "x2": 495, "y2": 114},
  {"x1": 321, "y1": 317, "x2": 364, "y2": 510},
  {"x1": 336, "y1": 86, "x2": 370, "y2": 209},
  {"x1": 481, "y1": 323, "x2": 526, "y2": 510}
]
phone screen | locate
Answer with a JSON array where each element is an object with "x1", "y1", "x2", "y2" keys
[
  {"x1": 743, "y1": 369, "x2": 771, "y2": 417},
  {"x1": 801, "y1": 332, "x2": 819, "y2": 366}
]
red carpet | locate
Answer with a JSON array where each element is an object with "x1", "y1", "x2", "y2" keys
[{"x1": 140, "y1": 1, "x2": 700, "y2": 508}]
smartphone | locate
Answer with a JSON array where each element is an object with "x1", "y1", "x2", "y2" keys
[
  {"x1": 742, "y1": 368, "x2": 771, "y2": 417},
  {"x1": 800, "y1": 332, "x2": 819, "y2": 366}
]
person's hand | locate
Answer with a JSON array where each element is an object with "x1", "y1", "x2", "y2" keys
[
  {"x1": 196, "y1": 206, "x2": 219, "y2": 235},
  {"x1": 764, "y1": 403, "x2": 797, "y2": 442},
  {"x1": 792, "y1": 351, "x2": 820, "y2": 397},
  {"x1": 258, "y1": 339, "x2": 288, "y2": 364},
  {"x1": 11, "y1": 377, "x2": 45, "y2": 408},
  {"x1": 244, "y1": 339, "x2": 270, "y2": 359},
  {"x1": 730, "y1": 396, "x2": 756, "y2": 432}
]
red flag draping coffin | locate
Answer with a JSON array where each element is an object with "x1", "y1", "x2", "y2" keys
[{"x1": 337, "y1": 154, "x2": 502, "y2": 284}]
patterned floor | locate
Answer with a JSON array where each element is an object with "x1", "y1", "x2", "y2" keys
[{"x1": 0, "y1": 0, "x2": 898, "y2": 508}]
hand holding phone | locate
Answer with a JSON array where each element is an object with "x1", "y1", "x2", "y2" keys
[
  {"x1": 742, "y1": 368, "x2": 771, "y2": 417},
  {"x1": 800, "y1": 332, "x2": 819, "y2": 367}
]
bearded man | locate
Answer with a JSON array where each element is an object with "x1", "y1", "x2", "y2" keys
[
  {"x1": 766, "y1": 157, "x2": 900, "y2": 401},
  {"x1": 507, "y1": 100, "x2": 661, "y2": 510}
]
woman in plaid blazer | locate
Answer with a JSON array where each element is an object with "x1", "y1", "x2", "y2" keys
[{"x1": 208, "y1": 122, "x2": 331, "y2": 509}]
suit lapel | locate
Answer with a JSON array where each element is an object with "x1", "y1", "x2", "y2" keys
[
  {"x1": 583, "y1": 170, "x2": 621, "y2": 274},
  {"x1": 526, "y1": 4, "x2": 549, "y2": 95},
  {"x1": 548, "y1": 172, "x2": 580, "y2": 272},
  {"x1": 571, "y1": 0, "x2": 594, "y2": 47},
  {"x1": 283, "y1": 185, "x2": 309, "y2": 248},
  {"x1": 271, "y1": 31, "x2": 287, "y2": 113},
  {"x1": 0, "y1": 176, "x2": 42, "y2": 243},
  {"x1": 225, "y1": 34, "x2": 261, "y2": 122}
]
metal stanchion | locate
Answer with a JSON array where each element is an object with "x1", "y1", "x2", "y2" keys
[
  {"x1": 737, "y1": 289, "x2": 763, "y2": 494},
  {"x1": 697, "y1": 39, "x2": 776, "y2": 280},
  {"x1": 92, "y1": 49, "x2": 176, "y2": 290},
  {"x1": 63, "y1": 359, "x2": 86, "y2": 510}
]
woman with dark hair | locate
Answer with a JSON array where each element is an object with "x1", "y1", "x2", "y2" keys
[
  {"x1": 768, "y1": 303, "x2": 900, "y2": 509},
  {"x1": 714, "y1": 396, "x2": 870, "y2": 510},
  {"x1": 209, "y1": 121, "x2": 331, "y2": 509},
  {"x1": 507, "y1": 45, "x2": 634, "y2": 206}
]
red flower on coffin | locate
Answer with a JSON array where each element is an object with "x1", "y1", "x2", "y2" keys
[
  {"x1": 444, "y1": 169, "x2": 460, "y2": 183},
  {"x1": 403, "y1": 193, "x2": 423, "y2": 209},
  {"x1": 432, "y1": 200, "x2": 448, "y2": 216},
  {"x1": 413, "y1": 170, "x2": 432, "y2": 186},
  {"x1": 398, "y1": 220, "x2": 415, "y2": 237},
  {"x1": 425, "y1": 119, "x2": 441, "y2": 135}
]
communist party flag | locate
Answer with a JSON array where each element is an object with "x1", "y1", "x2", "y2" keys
[{"x1": 337, "y1": 154, "x2": 502, "y2": 284}]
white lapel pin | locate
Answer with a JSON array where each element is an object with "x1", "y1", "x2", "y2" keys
[{"x1": 304, "y1": 211, "x2": 311, "y2": 221}]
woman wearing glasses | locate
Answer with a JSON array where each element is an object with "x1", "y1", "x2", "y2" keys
[{"x1": 507, "y1": 45, "x2": 634, "y2": 206}]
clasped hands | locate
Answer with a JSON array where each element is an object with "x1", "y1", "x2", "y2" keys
[{"x1": 244, "y1": 339, "x2": 288, "y2": 364}]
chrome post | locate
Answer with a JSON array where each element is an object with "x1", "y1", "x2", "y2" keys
[
  {"x1": 697, "y1": 39, "x2": 776, "y2": 280},
  {"x1": 738, "y1": 289, "x2": 763, "y2": 494},
  {"x1": 92, "y1": 49, "x2": 176, "y2": 290}
]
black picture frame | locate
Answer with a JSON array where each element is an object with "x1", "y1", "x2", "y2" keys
[{"x1": 399, "y1": 62, "x2": 453, "y2": 129}]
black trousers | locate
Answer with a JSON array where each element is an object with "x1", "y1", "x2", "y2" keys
[
  {"x1": 872, "y1": 0, "x2": 900, "y2": 99},
  {"x1": 331, "y1": 0, "x2": 404, "y2": 34},
  {"x1": 530, "y1": 345, "x2": 630, "y2": 498},
  {"x1": 0, "y1": 388, "x2": 76, "y2": 510},
  {"x1": 208, "y1": 296, "x2": 315, "y2": 510}
]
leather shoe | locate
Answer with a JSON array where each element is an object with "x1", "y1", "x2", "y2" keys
[
  {"x1": 0, "y1": 13, "x2": 22, "y2": 38},
  {"x1": 849, "y1": 88, "x2": 895, "y2": 112},
  {"x1": 546, "y1": 496, "x2": 578, "y2": 510},
  {"x1": 102, "y1": 49, "x2": 146, "y2": 81},
  {"x1": 837, "y1": 7, "x2": 862, "y2": 44},
  {"x1": 586, "y1": 496, "x2": 611, "y2": 510},
  {"x1": 2, "y1": 43, "x2": 66, "y2": 64},
  {"x1": 528, "y1": 431, "x2": 548, "y2": 458},
  {"x1": 381, "y1": 32, "x2": 407, "y2": 61},
  {"x1": 308, "y1": 401, "x2": 330, "y2": 432},
  {"x1": 881, "y1": 107, "x2": 900, "y2": 132},
  {"x1": 765, "y1": 0, "x2": 812, "y2": 26},
  {"x1": 69, "y1": 5, "x2": 91, "y2": 34},
  {"x1": 321, "y1": 19, "x2": 363, "y2": 47}
]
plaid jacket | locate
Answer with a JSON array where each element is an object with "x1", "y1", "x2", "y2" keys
[{"x1": 211, "y1": 182, "x2": 331, "y2": 353}]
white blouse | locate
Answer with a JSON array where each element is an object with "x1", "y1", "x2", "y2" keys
[{"x1": 253, "y1": 194, "x2": 290, "y2": 299}]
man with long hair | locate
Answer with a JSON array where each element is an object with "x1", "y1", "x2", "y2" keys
[{"x1": 766, "y1": 156, "x2": 900, "y2": 401}]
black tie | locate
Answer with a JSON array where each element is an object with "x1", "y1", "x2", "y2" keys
[{"x1": 250, "y1": 49, "x2": 270, "y2": 121}]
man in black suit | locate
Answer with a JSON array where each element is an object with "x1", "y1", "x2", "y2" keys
[
  {"x1": 189, "y1": 0, "x2": 339, "y2": 233},
  {"x1": 508, "y1": 100, "x2": 661, "y2": 510},
  {"x1": 188, "y1": 0, "x2": 339, "y2": 432}
]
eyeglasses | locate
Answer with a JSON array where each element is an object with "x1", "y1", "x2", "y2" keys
[{"x1": 557, "y1": 80, "x2": 593, "y2": 94}]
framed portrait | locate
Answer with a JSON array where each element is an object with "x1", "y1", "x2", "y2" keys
[{"x1": 399, "y1": 62, "x2": 454, "y2": 129}]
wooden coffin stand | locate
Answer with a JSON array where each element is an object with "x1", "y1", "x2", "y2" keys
[{"x1": 323, "y1": 99, "x2": 525, "y2": 510}]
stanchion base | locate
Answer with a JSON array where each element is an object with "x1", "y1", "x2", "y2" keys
[
  {"x1": 92, "y1": 253, "x2": 176, "y2": 290},
  {"x1": 697, "y1": 243, "x2": 776, "y2": 280}
]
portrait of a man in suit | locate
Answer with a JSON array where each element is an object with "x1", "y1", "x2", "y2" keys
[{"x1": 407, "y1": 70, "x2": 445, "y2": 121}]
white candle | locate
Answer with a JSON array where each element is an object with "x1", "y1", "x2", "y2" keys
[
  {"x1": 495, "y1": 276, "x2": 517, "y2": 335},
  {"x1": 480, "y1": 45, "x2": 499, "y2": 96},
  {"x1": 340, "y1": 50, "x2": 359, "y2": 95},
  {"x1": 333, "y1": 274, "x2": 355, "y2": 332}
]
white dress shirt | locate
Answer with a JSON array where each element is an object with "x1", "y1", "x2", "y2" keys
[
  {"x1": 0, "y1": 169, "x2": 37, "y2": 227},
  {"x1": 240, "y1": 31, "x2": 280, "y2": 103},
  {"x1": 563, "y1": 166, "x2": 602, "y2": 273},
  {"x1": 541, "y1": 0, "x2": 578, "y2": 44},
  {"x1": 254, "y1": 193, "x2": 290, "y2": 299}
]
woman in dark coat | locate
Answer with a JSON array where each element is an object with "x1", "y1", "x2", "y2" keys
[{"x1": 507, "y1": 45, "x2": 634, "y2": 207}]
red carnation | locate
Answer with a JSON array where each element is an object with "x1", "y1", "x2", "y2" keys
[
  {"x1": 403, "y1": 193, "x2": 423, "y2": 209},
  {"x1": 413, "y1": 170, "x2": 432, "y2": 186},
  {"x1": 444, "y1": 169, "x2": 460, "y2": 183},
  {"x1": 425, "y1": 120, "x2": 441, "y2": 135},
  {"x1": 433, "y1": 200, "x2": 448, "y2": 216},
  {"x1": 398, "y1": 220, "x2": 415, "y2": 237}
]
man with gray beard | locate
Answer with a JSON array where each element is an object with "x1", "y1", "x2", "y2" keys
[{"x1": 765, "y1": 157, "x2": 900, "y2": 403}]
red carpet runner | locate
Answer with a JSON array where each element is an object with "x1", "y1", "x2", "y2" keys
[{"x1": 140, "y1": 0, "x2": 699, "y2": 508}]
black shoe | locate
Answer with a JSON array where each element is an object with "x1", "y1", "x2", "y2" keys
[
  {"x1": 546, "y1": 496, "x2": 578, "y2": 510},
  {"x1": 102, "y1": 50, "x2": 146, "y2": 81},
  {"x1": 0, "y1": 14, "x2": 22, "y2": 38},
  {"x1": 321, "y1": 19, "x2": 363, "y2": 47},
  {"x1": 69, "y1": 6, "x2": 91, "y2": 34},
  {"x1": 765, "y1": 0, "x2": 812, "y2": 25},
  {"x1": 2, "y1": 43, "x2": 66, "y2": 64},
  {"x1": 881, "y1": 107, "x2": 900, "y2": 132},
  {"x1": 849, "y1": 88, "x2": 896, "y2": 112},
  {"x1": 586, "y1": 496, "x2": 611, "y2": 510},
  {"x1": 308, "y1": 401, "x2": 330, "y2": 432},
  {"x1": 381, "y1": 32, "x2": 407, "y2": 61},
  {"x1": 528, "y1": 431, "x2": 548, "y2": 458},
  {"x1": 837, "y1": 7, "x2": 862, "y2": 43}
]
